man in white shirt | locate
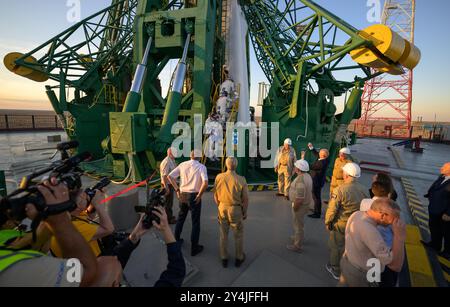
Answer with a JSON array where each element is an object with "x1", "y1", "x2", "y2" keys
[
  {"x1": 168, "y1": 150, "x2": 209, "y2": 256},
  {"x1": 340, "y1": 198, "x2": 406, "y2": 287},
  {"x1": 160, "y1": 147, "x2": 178, "y2": 224}
]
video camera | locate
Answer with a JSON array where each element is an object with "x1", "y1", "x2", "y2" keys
[
  {"x1": 135, "y1": 183, "x2": 166, "y2": 229},
  {"x1": 84, "y1": 177, "x2": 111, "y2": 214},
  {"x1": 0, "y1": 151, "x2": 92, "y2": 224}
]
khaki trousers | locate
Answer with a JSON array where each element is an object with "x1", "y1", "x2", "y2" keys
[
  {"x1": 339, "y1": 255, "x2": 378, "y2": 287},
  {"x1": 292, "y1": 203, "x2": 309, "y2": 247},
  {"x1": 277, "y1": 165, "x2": 291, "y2": 196},
  {"x1": 328, "y1": 229, "x2": 345, "y2": 274},
  {"x1": 218, "y1": 203, "x2": 244, "y2": 260},
  {"x1": 165, "y1": 185, "x2": 174, "y2": 220}
]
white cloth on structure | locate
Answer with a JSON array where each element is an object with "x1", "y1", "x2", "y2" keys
[
  {"x1": 169, "y1": 160, "x2": 208, "y2": 194},
  {"x1": 226, "y1": 0, "x2": 250, "y2": 124}
]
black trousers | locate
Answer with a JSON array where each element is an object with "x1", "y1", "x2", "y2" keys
[
  {"x1": 429, "y1": 214, "x2": 450, "y2": 253},
  {"x1": 312, "y1": 184, "x2": 323, "y2": 216},
  {"x1": 380, "y1": 267, "x2": 399, "y2": 287},
  {"x1": 175, "y1": 193, "x2": 202, "y2": 248}
]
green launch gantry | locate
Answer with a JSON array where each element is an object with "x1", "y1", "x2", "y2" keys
[{"x1": 4, "y1": 0, "x2": 420, "y2": 183}]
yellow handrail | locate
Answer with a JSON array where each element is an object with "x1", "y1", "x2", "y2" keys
[{"x1": 92, "y1": 84, "x2": 118, "y2": 109}]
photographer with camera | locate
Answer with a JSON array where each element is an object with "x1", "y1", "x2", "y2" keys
[
  {"x1": 49, "y1": 185, "x2": 115, "y2": 258},
  {"x1": 111, "y1": 206, "x2": 186, "y2": 287},
  {"x1": 0, "y1": 178, "x2": 100, "y2": 287}
]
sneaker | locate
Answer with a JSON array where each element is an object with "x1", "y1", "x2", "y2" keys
[
  {"x1": 326, "y1": 263, "x2": 340, "y2": 280},
  {"x1": 276, "y1": 193, "x2": 284, "y2": 197},
  {"x1": 222, "y1": 259, "x2": 228, "y2": 268},
  {"x1": 235, "y1": 254, "x2": 246, "y2": 267},
  {"x1": 286, "y1": 244, "x2": 303, "y2": 253},
  {"x1": 308, "y1": 213, "x2": 321, "y2": 219},
  {"x1": 191, "y1": 245, "x2": 204, "y2": 256}
]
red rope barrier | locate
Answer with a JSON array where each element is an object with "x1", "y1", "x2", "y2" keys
[{"x1": 99, "y1": 171, "x2": 158, "y2": 204}]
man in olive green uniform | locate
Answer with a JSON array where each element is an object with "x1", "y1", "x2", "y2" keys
[
  {"x1": 330, "y1": 147, "x2": 357, "y2": 197},
  {"x1": 214, "y1": 157, "x2": 249, "y2": 268},
  {"x1": 275, "y1": 138, "x2": 297, "y2": 198},
  {"x1": 325, "y1": 163, "x2": 368, "y2": 280},
  {"x1": 287, "y1": 160, "x2": 314, "y2": 253}
]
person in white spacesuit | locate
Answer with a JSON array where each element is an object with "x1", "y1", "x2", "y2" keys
[
  {"x1": 216, "y1": 91, "x2": 230, "y2": 126},
  {"x1": 204, "y1": 112, "x2": 222, "y2": 162},
  {"x1": 220, "y1": 77, "x2": 236, "y2": 100}
]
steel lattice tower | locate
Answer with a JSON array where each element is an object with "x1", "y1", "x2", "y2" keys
[{"x1": 357, "y1": 0, "x2": 416, "y2": 138}]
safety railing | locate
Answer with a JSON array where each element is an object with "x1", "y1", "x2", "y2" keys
[{"x1": 0, "y1": 114, "x2": 63, "y2": 131}]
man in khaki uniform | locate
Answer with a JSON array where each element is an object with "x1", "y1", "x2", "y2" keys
[
  {"x1": 160, "y1": 147, "x2": 178, "y2": 224},
  {"x1": 275, "y1": 138, "x2": 297, "y2": 198},
  {"x1": 325, "y1": 163, "x2": 368, "y2": 280},
  {"x1": 214, "y1": 157, "x2": 249, "y2": 268},
  {"x1": 330, "y1": 147, "x2": 357, "y2": 196},
  {"x1": 287, "y1": 160, "x2": 314, "y2": 253}
]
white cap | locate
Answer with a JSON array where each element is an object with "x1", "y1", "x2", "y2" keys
[
  {"x1": 339, "y1": 147, "x2": 351, "y2": 155},
  {"x1": 294, "y1": 159, "x2": 310, "y2": 172},
  {"x1": 342, "y1": 162, "x2": 361, "y2": 178},
  {"x1": 284, "y1": 138, "x2": 292, "y2": 146}
]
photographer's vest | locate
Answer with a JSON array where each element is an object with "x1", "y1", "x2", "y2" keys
[{"x1": 0, "y1": 230, "x2": 43, "y2": 273}]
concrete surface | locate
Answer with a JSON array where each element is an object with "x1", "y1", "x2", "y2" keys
[{"x1": 1, "y1": 132, "x2": 449, "y2": 287}]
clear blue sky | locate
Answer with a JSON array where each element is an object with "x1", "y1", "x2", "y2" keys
[{"x1": 0, "y1": 0, "x2": 449, "y2": 121}]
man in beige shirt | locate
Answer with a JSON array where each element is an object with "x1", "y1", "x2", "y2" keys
[
  {"x1": 287, "y1": 160, "x2": 314, "y2": 253},
  {"x1": 340, "y1": 198, "x2": 406, "y2": 287},
  {"x1": 160, "y1": 147, "x2": 178, "y2": 224},
  {"x1": 325, "y1": 163, "x2": 368, "y2": 280},
  {"x1": 275, "y1": 138, "x2": 297, "y2": 198},
  {"x1": 330, "y1": 147, "x2": 357, "y2": 197},
  {"x1": 214, "y1": 157, "x2": 249, "y2": 268}
]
